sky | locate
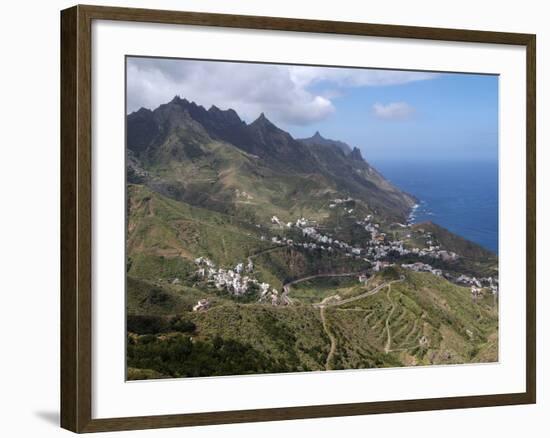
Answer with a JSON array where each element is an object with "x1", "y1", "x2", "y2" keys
[{"x1": 127, "y1": 57, "x2": 498, "y2": 163}]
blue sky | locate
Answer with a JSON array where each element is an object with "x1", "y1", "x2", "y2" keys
[
  {"x1": 290, "y1": 72, "x2": 498, "y2": 164},
  {"x1": 127, "y1": 57, "x2": 498, "y2": 164}
]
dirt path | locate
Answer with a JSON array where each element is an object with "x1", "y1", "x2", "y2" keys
[
  {"x1": 379, "y1": 281, "x2": 422, "y2": 354},
  {"x1": 282, "y1": 271, "x2": 363, "y2": 306},
  {"x1": 403, "y1": 319, "x2": 418, "y2": 345},
  {"x1": 320, "y1": 307, "x2": 337, "y2": 370},
  {"x1": 319, "y1": 295, "x2": 339, "y2": 370},
  {"x1": 314, "y1": 279, "x2": 402, "y2": 309},
  {"x1": 384, "y1": 284, "x2": 396, "y2": 354},
  {"x1": 284, "y1": 272, "x2": 363, "y2": 294},
  {"x1": 247, "y1": 246, "x2": 284, "y2": 264},
  {"x1": 315, "y1": 278, "x2": 403, "y2": 370},
  {"x1": 386, "y1": 319, "x2": 422, "y2": 354}
]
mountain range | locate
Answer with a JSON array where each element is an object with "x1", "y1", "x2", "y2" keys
[{"x1": 127, "y1": 96, "x2": 416, "y2": 225}]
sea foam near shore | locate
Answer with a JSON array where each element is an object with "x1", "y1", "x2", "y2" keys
[{"x1": 376, "y1": 161, "x2": 498, "y2": 253}]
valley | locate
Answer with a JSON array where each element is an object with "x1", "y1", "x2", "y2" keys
[{"x1": 125, "y1": 97, "x2": 499, "y2": 380}]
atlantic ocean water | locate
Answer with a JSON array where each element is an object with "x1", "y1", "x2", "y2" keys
[{"x1": 375, "y1": 161, "x2": 498, "y2": 253}]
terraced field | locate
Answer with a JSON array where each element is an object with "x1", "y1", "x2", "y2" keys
[
  {"x1": 322, "y1": 271, "x2": 498, "y2": 369},
  {"x1": 125, "y1": 96, "x2": 499, "y2": 380},
  {"x1": 127, "y1": 268, "x2": 497, "y2": 379}
]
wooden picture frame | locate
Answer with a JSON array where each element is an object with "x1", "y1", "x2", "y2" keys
[{"x1": 61, "y1": 4, "x2": 536, "y2": 433}]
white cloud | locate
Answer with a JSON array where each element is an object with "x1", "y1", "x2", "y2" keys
[
  {"x1": 372, "y1": 102, "x2": 415, "y2": 120},
  {"x1": 289, "y1": 67, "x2": 438, "y2": 88},
  {"x1": 126, "y1": 59, "x2": 336, "y2": 125},
  {"x1": 127, "y1": 58, "x2": 435, "y2": 126}
]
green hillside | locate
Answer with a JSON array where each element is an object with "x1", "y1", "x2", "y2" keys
[
  {"x1": 125, "y1": 98, "x2": 499, "y2": 380},
  {"x1": 127, "y1": 269, "x2": 497, "y2": 379}
]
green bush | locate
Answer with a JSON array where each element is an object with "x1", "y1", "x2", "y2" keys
[
  {"x1": 127, "y1": 314, "x2": 197, "y2": 335},
  {"x1": 170, "y1": 317, "x2": 196, "y2": 333},
  {"x1": 127, "y1": 335, "x2": 284, "y2": 378},
  {"x1": 127, "y1": 315, "x2": 169, "y2": 334}
]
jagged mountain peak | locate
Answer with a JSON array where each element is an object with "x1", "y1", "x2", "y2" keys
[
  {"x1": 170, "y1": 96, "x2": 210, "y2": 113},
  {"x1": 207, "y1": 105, "x2": 243, "y2": 124},
  {"x1": 252, "y1": 112, "x2": 273, "y2": 126},
  {"x1": 249, "y1": 112, "x2": 286, "y2": 135},
  {"x1": 126, "y1": 95, "x2": 416, "y2": 220},
  {"x1": 165, "y1": 97, "x2": 207, "y2": 118},
  {"x1": 312, "y1": 130, "x2": 323, "y2": 139},
  {"x1": 135, "y1": 107, "x2": 153, "y2": 115},
  {"x1": 349, "y1": 147, "x2": 364, "y2": 161},
  {"x1": 298, "y1": 131, "x2": 353, "y2": 156},
  {"x1": 208, "y1": 104, "x2": 238, "y2": 116},
  {"x1": 170, "y1": 95, "x2": 190, "y2": 105}
]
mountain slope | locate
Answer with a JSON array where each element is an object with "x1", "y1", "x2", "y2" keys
[
  {"x1": 126, "y1": 98, "x2": 416, "y2": 223},
  {"x1": 298, "y1": 131, "x2": 353, "y2": 155},
  {"x1": 127, "y1": 268, "x2": 497, "y2": 379},
  {"x1": 125, "y1": 97, "x2": 498, "y2": 380}
]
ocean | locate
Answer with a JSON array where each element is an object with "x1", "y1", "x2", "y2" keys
[{"x1": 374, "y1": 160, "x2": 498, "y2": 254}]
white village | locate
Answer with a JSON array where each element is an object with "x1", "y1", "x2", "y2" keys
[{"x1": 190, "y1": 198, "x2": 498, "y2": 311}]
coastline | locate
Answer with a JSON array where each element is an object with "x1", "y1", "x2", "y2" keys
[
  {"x1": 407, "y1": 203, "x2": 420, "y2": 225},
  {"x1": 377, "y1": 161, "x2": 498, "y2": 253}
]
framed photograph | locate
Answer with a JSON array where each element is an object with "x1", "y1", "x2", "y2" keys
[{"x1": 60, "y1": 4, "x2": 536, "y2": 433}]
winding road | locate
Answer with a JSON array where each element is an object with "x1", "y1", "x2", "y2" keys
[
  {"x1": 314, "y1": 278, "x2": 403, "y2": 308},
  {"x1": 246, "y1": 245, "x2": 286, "y2": 265},
  {"x1": 282, "y1": 272, "x2": 364, "y2": 305},
  {"x1": 310, "y1": 277, "x2": 403, "y2": 370},
  {"x1": 251, "y1": 260, "x2": 405, "y2": 368}
]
